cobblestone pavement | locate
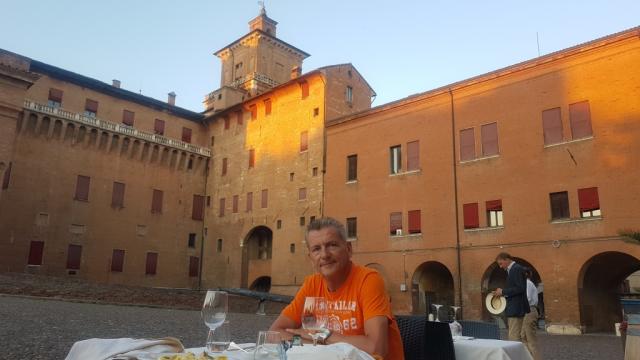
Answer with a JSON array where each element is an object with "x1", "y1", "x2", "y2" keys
[{"x1": 1, "y1": 296, "x2": 625, "y2": 360}]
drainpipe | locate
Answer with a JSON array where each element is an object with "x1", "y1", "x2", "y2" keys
[
  {"x1": 449, "y1": 88, "x2": 464, "y2": 311},
  {"x1": 198, "y1": 154, "x2": 211, "y2": 290}
]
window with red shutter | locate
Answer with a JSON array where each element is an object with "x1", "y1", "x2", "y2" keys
[
  {"x1": 28, "y1": 241, "x2": 44, "y2": 265},
  {"x1": 2, "y1": 162, "x2": 12, "y2": 189},
  {"x1": 300, "y1": 131, "x2": 308, "y2": 152},
  {"x1": 549, "y1": 191, "x2": 570, "y2": 220},
  {"x1": 542, "y1": 107, "x2": 563, "y2": 145},
  {"x1": 264, "y1": 99, "x2": 272, "y2": 115},
  {"x1": 189, "y1": 256, "x2": 199, "y2": 277},
  {"x1": 250, "y1": 104, "x2": 257, "y2": 120},
  {"x1": 236, "y1": 111, "x2": 243, "y2": 125},
  {"x1": 299, "y1": 188, "x2": 307, "y2": 200},
  {"x1": 222, "y1": 158, "x2": 228, "y2": 175},
  {"x1": 261, "y1": 189, "x2": 268, "y2": 208},
  {"x1": 111, "y1": 249, "x2": 125, "y2": 272},
  {"x1": 249, "y1": 149, "x2": 255, "y2": 168},
  {"x1": 246, "y1": 192, "x2": 253, "y2": 212},
  {"x1": 48, "y1": 88, "x2": 63, "y2": 107},
  {"x1": 192, "y1": 195, "x2": 204, "y2": 220},
  {"x1": 347, "y1": 155, "x2": 357, "y2": 181},
  {"x1": 578, "y1": 187, "x2": 600, "y2": 217},
  {"x1": 463, "y1": 203, "x2": 479, "y2": 229},
  {"x1": 481, "y1": 122, "x2": 499, "y2": 156},
  {"x1": 111, "y1": 182, "x2": 125, "y2": 208},
  {"x1": 154, "y1": 119, "x2": 165, "y2": 135},
  {"x1": 84, "y1": 99, "x2": 98, "y2": 116},
  {"x1": 145, "y1": 252, "x2": 158, "y2": 275},
  {"x1": 151, "y1": 189, "x2": 163, "y2": 213},
  {"x1": 408, "y1": 210, "x2": 421, "y2": 234},
  {"x1": 219, "y1": 198, "x2": 225, "y2": 217},
  {"x1": 460, "y1": 128, "x2": 475, "y2": 161},
  {"x1": 233, "y1": 195, "x2": 239, "y2": 213},
  {"x1": 300, "y1": 81, "x2": 309, "y2": 99},
  {"x1": 182, "y1": 127, "x2": 192, "y2": 143},
  {"x1": 486, "y1": 199, "x2": 503, "y2": 227},
  {"x1": 122, "y1": 110, "x2": 135, "y2": 126},
  {"x1": 570, "y1": 101, "x2": 593, "y2": 139},
  {"x1": 390, "y1": 212, "x2": 403, "y2": 235},
  {"x1": 66, "y1": 244, "x2": 82, "y2": 270},
  {"x1": 75, "y1": 175, "x2": 90, "y2": 201},
  {"x1": 407, "y1": 141, "x2": 420, "y2": 171}
]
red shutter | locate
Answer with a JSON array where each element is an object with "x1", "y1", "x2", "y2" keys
[
  {"x1": 146, "y1": 252, "x2": 158, "y2": 275},
  {"x1": 460, "y1": 128, "x2": 475, "y2": 161},
  {"x1": 28, "y1": 241, "x2": 44, "y2": 265},
  {"x1": 224, "y1": 116, "x2": 230, "y2": 129},
  {"x1": 408, "y1": 210, "x2": 421, "y2": 234},
  {"x1": 570, "y1": 101, "x2": 593, "y2": 139},
  {"x1": 300, "y1": 131, "x2": 308, "y2": 152},
  {"x1": 390, "y1": 212, "x2": 403, "y2": 235},
  {"x1": 246, "y1": 192, "x2": 253, "y2": 211},
  {"x1": 122, "y1": 110, "x2": 135, "y2": 126},
  {"x1": 486, "y1": 199, "x2": 502, "y2": 211},
  {"x1": 542, "y1": 107, "x2": 563, "y2": 145},
  {"x1": 249, "y1": 149, "x2": 255, "y2": 168},
  {"x1": 182, "y1": 127, "x2": 192, "y2": 143},
  {"x1": 264, "y1": 99, "x2": 272, "y2": 115},
  {"x1": 250, "y1": 104, "x2": 257, "y2": 120},
  {"x1": 219, "y1": 198, "x2": 225, "y2": 217},
  {"x1": 189, "y1": 256, "x2": 199, "y2": 277},
  {"x1": 66, "y1": 244, "x2": 82, "y2": 270},
  {"x1": 233, "y1": 195, "x2": 239, "y2": 213},
  {"x1": 111, "y1": 249, "x2": 125, "y2": 272},
  {"x1": 48, "y1": 88, "x2": 63, "y2": 102},
  {"x1": 236, "y1": 111, "x2": 243, "y2": 125},
  {"x1": 85, "y1": 99, "x2": 98, "y2": 113},
  {"x1": 75, "y1": 175, "x2": 90, "y2": 201},
  {"x1": 192, "y1": 194, "x2": 204, "y2": 220},
  {"x1": 151, "y1": 189, "x2": 163, "y2": 213},
  {"x1": 299, "y1": 188, "x2": 307, "y2": 200},
  {"x1": 481, "y1": 122, "x2": 499, "y2": 156},
  {"x1": 2, "y1": 162, "x2": 12, "y2": 189},
  {"x1": 261, "y1": 189, "x2": 268, "y2": 208},
  {"x1": 300, "y1": 81, "x2": 309, "y2": 99},
  {"x1": 222, "y1": 158, "x2": 228, "y2": 175},
  {"x1": 463, "y1": 203, "x2": 479, "y2": 229},
  {"x1": 578, "y1": 187, "x2": 600, "y2": 211},
  {"x1": 154, "y1": 119, "x2": 165, "y2": 135},
  {"x1": 111, "y1": 182, "x2": 125, "y2": 208},
  {"x1": 407, "y1": 141, "x2": 419, "y2": 171}
]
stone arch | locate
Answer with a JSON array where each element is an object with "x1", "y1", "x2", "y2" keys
[
  {"x1": 109, "y1": 135, "x2": 120, "y2": 153},
  {"x1": 160, "y1": 147, "x2": 170, "y2": 166},
  {"x1": 52, "y1": 120, "x2": 63, "y2": 139},
  {"x1": 169, "y1": 149, "x2": 179, "y2": 169},
  {"x1": 76, "y1": 126, "x2": 87, "y2": 144},
  {"x1": 411, "y1": 261, "x2": 455, "y2": 318},
  {"x1": 120, "y1": 137, "x2": 131, "y2": 156},
  {"x1": 87, "y1": 129, "x2": 98, "y2": 147},
  {"x1": 241, "y1": 226, "x2": 273, "y2": 289},
  {"x1": 578, "y1": 251, "x2": 640, "y2": 333},
  {"x1": 141, "y1": 142, "x2": 151, "y2": 161},
  {"x1": 98, "y1": 131, "x2": 109, "y2": 151},
  {"x1": 130, "y1": 140, "x2": 141, "y2": 159},
  {"x1": 150, "y1": 145, "x2": 160, "y2": 163},
  {"x1": 63, "y1": 122, "x2": 75, "y2": 142},
  {"x1": 39, "y1": 116, "x2": 51, "y2": 136},
  {"x1": 26, "y1": 113, "x2": 38, "y2": 134},
  {"x1": 250, "y1": 276, "x2": 272, "y2": 292}
]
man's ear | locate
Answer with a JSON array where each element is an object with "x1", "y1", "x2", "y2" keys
[{"x1": 346, "y1": 241, "x2": 353, "y2": 256}]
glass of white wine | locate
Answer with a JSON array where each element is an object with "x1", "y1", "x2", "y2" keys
[
  {"x1": 301, "y1": 297, "x2": 328, "y2": 346},
  {"x1": 202, "y1": 291, "x2": 229, "y2": 353}
]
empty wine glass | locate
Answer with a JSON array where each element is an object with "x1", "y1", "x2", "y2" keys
[
  {"x1": 202, "y1": 291, "x2": 228, "y2": 353},
  {"x1": 301, "y1": 297, "x2": 328, "y2": 346},
  {"x1": 254, "y1": 331, "x2": 285, "y2": 360},
  {"x1": 449, "y1": 306, "x2": 462, "y2": 337},
  {"x1": 432, "y1": 304, "x2": 443, "y2": 322}
]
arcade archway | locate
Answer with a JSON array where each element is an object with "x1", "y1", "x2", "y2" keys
[
  {"x1": 411, "y1": 261, "x2": 455, "y2": 318},
  {"x1": 241, "y1": 226, "x2": 273, "y2": 289}
]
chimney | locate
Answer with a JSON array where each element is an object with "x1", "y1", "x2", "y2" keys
[
  {"x1": 112, "y1": 79, "x2": 121, "y2": 88},
  {"x1": 291, "y1": 66, "x2": 302, "y2": 80},
  {"x1": 168, "y1": 91, "x2": 176, "y2": 106}
]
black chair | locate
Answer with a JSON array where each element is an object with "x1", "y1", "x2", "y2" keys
[
  {"x1": 458, "y1": 320, "x2": 500, "y2": 340},
  {"x1": 396, "y1": 315, "x2": 456, "y2": 360}
]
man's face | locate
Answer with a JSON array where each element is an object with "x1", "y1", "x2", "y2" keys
[
  {"x1": 307, "y1": 227, "x2": 352, "y2": 281},
  {"x1": 496, "y1": 258, "x2": 510, "y2": 270}
]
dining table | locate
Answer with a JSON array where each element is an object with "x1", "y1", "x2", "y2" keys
[{"x1": 453, "y1": 337, "x2": 533, "y2": 360}]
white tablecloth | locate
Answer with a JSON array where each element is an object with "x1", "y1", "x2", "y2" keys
[
  {"x1": 454, "y1": 339, "x2": 533, "y2": 360},
  {"x1": 185, "y1": 343, "x2": 374, "y2": 360}
]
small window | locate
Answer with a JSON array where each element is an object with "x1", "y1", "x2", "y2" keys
[
  {"x1": 122, "y1": 110, "x2": 135, "y2": 126},
  {"x1": 264, "y1": 99, "x2": 272, "y2": 116},
  {"x1": 312, "y1": 167, "x2": 318, "y2": 177},
  {"x1": 84, "y1": 99, "x2": 98, "y2": 117},
  {"x1": 48, "y1": 88, "x2": 63, "y2": 108},
  {"x1": 460, "y1": 128, "x2": 475, "y2": 161},
  {"x1": 578, "y1": 187, "x2": 601, "y2": 218},
  {"x1": 246, "y1": 192, "x2": 253, "y2": 212},
  {"x1": 347, "y1": 155, "x2": 357, "y2": 181},
  {"x1": 463, "y1": 203, "x2": 479, "y2": 229},
  {"x1": 481, "y1": 123, "x2": 499, "y2": 156},
  {"x1": 550, "y1": 191, "x2": 570, "y2": 220},
  {"x1": 277, "y1": 219, "x2": 282, "y2": 229},
  {"x1": 346, "y1": 86, "x2": 353, "y2": 103},
  {"x1": 111, "y1": 249, "x2": 125, "y2": 272},
  {"x1": 145, "y1": 252, "x2": 158, "y2": 275},
  {"x1": 347, "y1": 217, "x2": 357, "y2": 239},
  {"x1": 300, "y1": 131, "x2": 308, "y2": 152},
  {"x1": 390, "y1": 145, "x2": 401, "y2": 174},
  {"x1": 486, "y1": 200, "x2": 503, "y2": 227},
  {"x1": 300, "y1": 217, "x2": 306, "y2": 226},
  {"x1": 28, "y1": 241, "x2": 45, "y2": 266},
  {"x1": 300, "y1": 81, "x2": 309, "y2": 99},
  {"x1": 151, "y1": 189, "x2": 163, "y2": 214},
  {"x1": 407, "y1": 141, "x2": 419, "y2": 171},
  {"x1": 290, "y1": 243, "x2": 296, "y2": 253},
  {"x1": 261, "y1": 189, "x2": 268, "y2": 208},
  {"x1": 189, "y1": 256, "x2": 199, "y2": 277},
  {"x1": 182, "y1": 127, "x2": 192, "y2": 143},
  {"x1": 298, "y1": 188, "x2": 307, "y2": 200},
  {"x1": 250, "y1": 104, "x2": 257, "y2": 120},
  {"x1": 219, "y1": 198, "x2": 225, "y2": 217},
  {"x1": 289, "y1": 172, "x2": 294, "y2": 181},
  {"x1": 390, "y1": 212, "x2": 402, "y2": 235},
  {"x1": 222, "y1": 158, "x2": 228, "y2": 176},
  {"x1": 408, "y1": 210, "x2": 421, "y2": 234},
  {"x1": 66, "y1": 244, "x2": 82, "y2": 270},
  {"x1": 569, "y1": 100, "x2": 593, "y2": 139},
  {"x1": 542, "y1": 107, "x2": 563, "y2": 145},
  {"x1": 154, "y1": 119, "x2": 165, "y2": 135},
  {"x1": 111, "y1": 182, "x2": 125, "y2": 208},
  {"x1": 188, "y1": 233, "x2": 196, "y2": 248},
  {"x1": 249, "y1": 149, "x2": 255, "y2": 168},
  {"x1": 192, "y1": 195, "x2": 204, "y2": 220},
  {"x1": 313, "y1": 108, "x2": 319, "y2": 117},
  {"x1": 74, "y1": 175, "x2": 90, "y2": 202},
  {"x1": 232, "y1": 195, "x2": 239, "y2": 213},
  {"x1": 217, "y1": 239, "x2": 223, "y2": 253}
]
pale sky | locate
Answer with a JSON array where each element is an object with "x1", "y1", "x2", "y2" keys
[{"x1": 2, "y1": 0, "x2": 638, "y2": 112}]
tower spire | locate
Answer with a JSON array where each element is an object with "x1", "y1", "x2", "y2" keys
[{"x1": 258, "y1": 1, "x2": 266, "y2": 15}]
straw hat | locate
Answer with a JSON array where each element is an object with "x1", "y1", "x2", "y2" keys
[{"x1": 485, "y1": 293, "x2": 506, "y2": 315}]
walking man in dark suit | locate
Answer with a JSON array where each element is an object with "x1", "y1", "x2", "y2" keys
[{"x1": 492, "y1": 252, "x2": 530, "y2": 341}]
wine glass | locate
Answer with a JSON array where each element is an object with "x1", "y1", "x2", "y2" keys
[
  {"x1": 432, "y1": 304, "x2": 443, "y2": 322},
  {"x1": 301, "y1": 297, "x2": 328, "y2": 346},
  {"x1": 449, "y1": 306, "x2": 462, "y2": 337},
  {"x1": 254, "y1": 331, "x2": 284, "y2": 360},
  {"x1": 202, "y1": 291, "x2": 228, "y2": 353}
]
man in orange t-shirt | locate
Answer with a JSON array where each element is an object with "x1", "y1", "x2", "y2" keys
[{"x1": 270, "y1": 218, "x2": 404, "y2": 360}]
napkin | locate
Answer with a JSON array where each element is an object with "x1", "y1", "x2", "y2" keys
[
  {"x1": 65, "y1": 337, "x2": 185, "y2": 360},
  {"x1": 286, "y1": 343, "x2": 375, "y2": 360}
]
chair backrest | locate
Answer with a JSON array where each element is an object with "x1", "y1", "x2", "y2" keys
[
  {"x1": 395, "y1": 315, "x2": 426, "y2": 360},
  {"x1": 424, "y1": 321, "x2": 456, "y2": 360},
  {"x1": 458, "y1": 320, "x2": 500, "y2": 340}
]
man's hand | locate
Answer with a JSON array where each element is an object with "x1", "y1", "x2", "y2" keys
[
  {"x1": 493, "y1": 288, "x2": 503, "y2": 296},
  {"x1": 285, "y1": 328, "x2": 314, "y2": 342}
]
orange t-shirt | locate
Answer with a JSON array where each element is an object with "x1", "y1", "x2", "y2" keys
[{"x1": 282, "y1": 264, "x2": 404, "y2": 360}]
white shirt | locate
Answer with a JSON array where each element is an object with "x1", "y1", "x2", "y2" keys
[
  {"x1": 507, "y1": 261, "x2": 515, "y2": 274},
  {"x1": 526, "y1": 279, "x2": 539, "y2": 306}
]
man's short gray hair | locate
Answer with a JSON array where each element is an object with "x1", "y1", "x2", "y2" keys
[{"x1": 305, "y1": 217, "x2": 347, "y2": 243}]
